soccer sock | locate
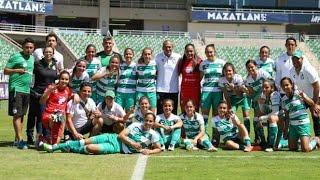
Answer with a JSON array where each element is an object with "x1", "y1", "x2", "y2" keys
[
  {"x1": 253, "y1": 117, "x2": 259, "y2": 141},
  {"x1": 203, "y1": 115, "x2": 209, "y2": 133},
  {"x1": 183, "y1": 139, "x2": 193, "y2": 148},
  {"x1": 64, "y1": 139, "x2": 85, "y2": 153},
  {"x1": 309, "y1": 139, "x2": 317, "y2": 150},
  {"x1": 239, "y1": 144, "x2": 245, "y2": 150},
  {"x1": 170, "y1": 128, "x2": 181, "y2": 146},
  {"x1": 268, "y1": 123, "x2": 278, "y2": 148},
  {"x1": 200, "y1": 139, "x2": 213, "y2": 150},
  {"x1": 244, "y1": 117, "x2": 250, "y2": 135},
  {"x1": 243, "y1": 136, "x2": 251, "y2": 146}
]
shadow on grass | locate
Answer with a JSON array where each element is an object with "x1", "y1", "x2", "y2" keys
[{"x1": 0, "y1": 141, "x2": 13, "y2": 147}]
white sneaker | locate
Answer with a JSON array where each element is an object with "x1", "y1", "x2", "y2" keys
[
  {"x1": 168, "y1": 144, "x2": 175, "y2": 151},
  {"x1": 265, "y1": 148, "x2": 274, "y2": 152},
  {"x1": 161, "y1": 145, "x2": 165, "y2": 151},
  {"x1": 208, "y1": 146, "x2": 218, "y2": 152}
]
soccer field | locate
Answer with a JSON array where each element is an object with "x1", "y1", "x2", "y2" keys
[{"x1": 1, "y1": 100, "x2": 320, "y2": 179}]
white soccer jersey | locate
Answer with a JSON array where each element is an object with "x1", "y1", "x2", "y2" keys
[{"x1": 66, "y1": 98, "x2": 96, "y2": 129}]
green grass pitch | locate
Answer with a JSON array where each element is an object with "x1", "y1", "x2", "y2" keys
[{"x1": 0, "y1": 100, "x2": 320, "y2": 179}]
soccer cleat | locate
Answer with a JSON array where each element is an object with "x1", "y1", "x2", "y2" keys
[
  {"x1": 43, "y1": 143, "x2": 53, "y2": 153},
  {"x1": 17, "y1": 140, "x2": 28, "y2": 150},
  {"x1": 161, "y1": 145, "x2": 166, "y2": 151},
  {"x1": 168, "y1": 144, "x2": 175, "y2": 151},
  {"x1": 265, "y1": 148, "x2": 274, "y2": 152},
  {"x1": 208, "y1": 146, "x2": 218, "y2": 152},
  {"x1": 192, "y1": 146, "x2": 199, "y2": 151}
]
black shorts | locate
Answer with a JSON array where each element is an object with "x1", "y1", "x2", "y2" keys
[
  {"x1": 8, "y1": 91, "x2": 30, "y2": 117},
  {"x1": 75, "y1": 120, "x2": 94, "y2": 135},
  {"x1": 101, "y1": 124, "x2": 115, "y2": 133}
]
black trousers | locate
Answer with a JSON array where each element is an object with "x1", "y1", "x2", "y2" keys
[{"x1": 156, "y1": 92, "x2": 179, "y2": 115}]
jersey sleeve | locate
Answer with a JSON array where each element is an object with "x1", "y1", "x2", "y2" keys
[
  {"x1": 155, "y1": 115, "x2": 161, "y2": 123},
  {"x1": 199, "y1": 61, "x2": 204, "y2": 72},
  {"x1": 271, "y1": 92, "x2": 281, "y2": 113},
  {"x1": 211, "y1": 116, "x2": 217, "y2": 128},
  {"x1": 305, "y1": 65, "x2": 319, "y2": 84},
  {"x1": 66, "y1": 100, "x2": 74, "y2": 115},
  {"x1": 5, "y1": 54, "x2": 18, "y2": 69},
  {"x1": 151, "y1": 130, "x2": 160, "y2": 144}
]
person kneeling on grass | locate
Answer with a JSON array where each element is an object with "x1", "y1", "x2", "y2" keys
[
  {"x1": 212, "y1": 101, "x2": 253, "y2": 152},
  {"x1": 280, "y1": 77, "x2": 320, "y2": 152},
  {"x1": 43, "y1": 112, "x2": 162, "y2": 155},
  {"x1": 180, "y1": 100, "x2": 217, "y2": 152},
  {"x1": 154, "y1": 99, "x2": 183, "y2": 151}
]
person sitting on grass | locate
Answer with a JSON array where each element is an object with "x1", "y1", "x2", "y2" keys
[
  {"x1": 180, "y1": 100, "x2": 217, "y2": 152},
  {"x1": 43, "y1": 112, "x2": 162, "y2": 155},
  {"x1": 280, "y1": 77, "x2": 320, "y2": 152},
  {"x1": 212, "y1": 101, "x2": 253, "y2": 152},
  {"x1": 154, "y1": 99, "x2": 183, "y2": 151},
  {"x1": 65, "y1": 82, "x2": 102, "y2": 140}
]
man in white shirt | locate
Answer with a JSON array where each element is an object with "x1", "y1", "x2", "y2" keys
[
  {"x1": 33, "y1": 32, "x2": 64, "y2": 71},
  {"x1": 66, "y1": 82, "x2": 102, "y2": 140},
  {"x1": 155, "y1": 40, "x2": 181, "y2": 114},
  {"x1": 290, "y1": 50, "x2": 320, "y2": 136}
]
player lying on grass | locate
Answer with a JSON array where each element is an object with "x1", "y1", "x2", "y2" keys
[
  {"x1": 43, "y1": 112, "x2": 161, "y2": 155},
  {"x1": 280, "y1": 77, "x2": 320, "y2": 152},
  {"x1": 212, "y1": 101, "x2": 253, "y2": 152},
  {"x1": 180, "y1": 100, "x2": 217, "y2": 152},
  {"x1": 154, "y1": 99, "x2": 182, "y2": 151}
]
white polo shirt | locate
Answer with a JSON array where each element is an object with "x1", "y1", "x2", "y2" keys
[
  {"x1": 97, "y1": 101, "x2": 126, "y2": 125},
  {"x1": 155, "y1": 52, "x2": 181, "y2": 93},
  {"x1": 290, "y1": 61, "x2": 319, "y2": 98},
  {"x1": 66, "y1": 98, "x2": 97, "y2": 129},
  {"x1": 33, "y1": 48, "x2": 64, "y2": 70}
]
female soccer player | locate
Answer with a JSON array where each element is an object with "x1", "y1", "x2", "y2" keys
[
  {"x1": 70, "y1": 60, "x2": 90, "y2": 93},
  {"x1": 115, "y1": 48, "x2": 137, "y2": 112},
  {"x1": 92, "y1": 55, "x2": 120, "y2": 103},
  {"x1": 136, "y1": 47, "x2": 157, "y2": 114},
  {"x1": 132, "y1": 96, "x2": 153, "y2": 124},
  {"x1": 82, "y1": 44, "x2": 102, "y2": 102},
  {"x1": 43, "y1": 112, "x2": 162, "y2": 155},
  {"x1": 180, "y1": 100, "x2": 217, "y2": 152},
  {"x1": 255, "y1": 46, "x2": 275, "y2": 77},
  {"x1": 244, "y1": 60, "x2": 271, "y2": 145},
  {"x1": 256, "y1": 79, "x2": 284, "y2": 151},
  {"x1": 218, "y1": 62, "x2": 250, "y2": 134},
  {"x1": 179, "y1": 43, "x2": 202, "y2": 112},
  {"x1": 280, "y1": 77, "x2": 320, "y2": 152},
  {"x1": 40, "y1": 71, "x2": 73, "y2": 145},
  {"x1": 154, "y1": 99, "x2": 182, "y2": 151},
  {"x1": 199, "y1": 44, "x2": 226, "y2": 130},
  {"x1": 212, "y1": 101, "x2": 253, "y2": 152}
]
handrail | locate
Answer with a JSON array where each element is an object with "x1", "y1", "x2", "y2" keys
[
  {"x1": 0, "y1": 23, "x2": 102, "y2": 34},
  {"x1": 204, "y1": 31, "x2": 299, "y2": 40},
  {"x1": 110, "y1": 0, "x2": 186, "y2": 10},
  {"x1": 307, "y1": 35, "x2": 320, "y2": 40},
  {"x1": 53, "y1": 0, "x2": 98, "y2": 6},
  {"x1": 113, "y1": 29, "x2": 190, "y2": 38},
  {"x1": 192, "y1": 7, "x2": 320, "y2": 14},
  {"x1": 0, "y1": 33, "x2": 21, "y2": 49}
]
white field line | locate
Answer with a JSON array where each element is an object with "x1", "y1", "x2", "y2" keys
[
  {"x1": 151, "y1": 155, "x2": 320, "y2": 159},
  {"x1": 131, "y1": 154, "x2": 148, "y2": 180}
]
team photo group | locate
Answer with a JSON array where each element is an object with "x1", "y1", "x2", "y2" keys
[{"x1": 3, "y1": 32, "x2": 320, "y2": 155}]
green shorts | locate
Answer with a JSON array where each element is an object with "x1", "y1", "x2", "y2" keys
[
  {"x1": 230, "y1": 96, "x2": 250, "y2": 112},
  {"x1": 136, "y1": 91, "x2": 157, "y2": 108},
  {"x1": 201, "y1": 91, "x2": 223, "y2": 111},
  {"x1": 90, "y1": 133, "x2": 122, "y2": 154},
  {"x1": 288, "y1": 124, "x2": 311, "y2": 140},
  {"x1": 115, "y1": 92, "x2": 136, "y2": 111}
]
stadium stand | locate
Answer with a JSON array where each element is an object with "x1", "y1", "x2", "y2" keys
[
  {"x1": 57, "y1": 32, "x2": 105, "y2": 59},
  {"x1": 113, "y1": 31, "x2": 192, "y2": 61},
  {"x1": 306, "y1": 39, "x2": 320, "y2": 62},
  {"x1": 0, "y1": 35, "x2": 21, "y2": 71}
]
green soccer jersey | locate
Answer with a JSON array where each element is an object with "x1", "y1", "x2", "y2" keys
[
  {"x1": 245, "y1": 69, "x2": 271, "y2": 101},
  {"x1": 117, "y1": 62, "x2": 137, "y2": 93},
  {"x1": 70, "y1": 72, "x2": 90, "y2": 93},
  {"x1": 156, "y1": 113, "x2": 180, "y2": 137},
  {"x1": 199, "y1": 58, "x2": 226, "y2": 92},
  {"x1": 96, "y1": 51, "x2": 121, "y2": 67},
  {"x1": 122, "y1": 122, "x2": 160, "y2": 153},
  {"x1": 180, "y1": 112, "x2": 204, "y2": 139},
  {"x1": 212, "y1": 115, "x2": 238, "y2": 142},
  {"x1": 136, "y1": 61, "x2": 157, "y2": 93},
  {"x1": 282, "y1": 90, "x2": 310, "y2": 126},
  {"x1": 84, "y1": 57, "x2": 102, "y2": 78},
  {"x1": 256, "y1": 58, "x2": 275, "y2": 78},
  {"x1": 5, "y1": 52, "x2": 34, "y2": 93},
  {"x1": 259, "y1": 91, "x2": 281, "y2": 115},
  {"x1": 96, "y1": 67, "x2": 118, "y2": 98}
]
